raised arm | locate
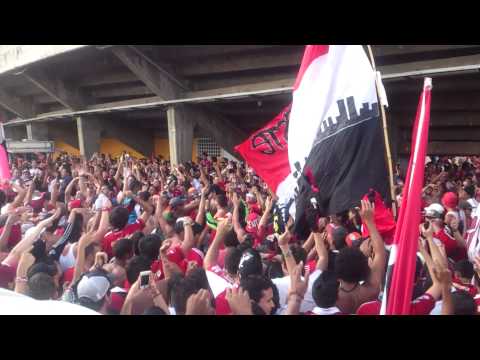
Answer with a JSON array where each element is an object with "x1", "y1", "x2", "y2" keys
[
  {"x1": 314, "y1": 231, "x2": 329, "y2": 271},
  {"x1": 232, "y1": 193, "x2": 247, "y2": 241},
  {"x1": 135, "y1": 195, "x2": 154, "y2": 224},
  {"x1": 278, "y1": 227, "x2": 297, "y2": 276},
  {"x1": 23, "y1": 178, "x2": 36, "y2": 207},
  {"x1": 252, "y1": 186, "x2": 265, "y2": 212},
  {"x1": 417, "y1": 237, "x2": 442, "y2": 301},
  {"x1": 73, "y1": 230, "x2": 97, "y2": 283},
  {"x1": 359, "y1": 200, "x2": 386, "y2": 290},
  {"x1": 49, "y1": 180, "x2": 60, "y2": 208},
  {"x1": 64, "y1": 177, "x2": 79, "y2": 204},
  {"x1": 180, "y1": 218, "x2": 196, "y2": 256},
  {"x1": 285, "y1": 262, "x2": 310, "y2": 315},
  {"x1": 258, "y1": 196, "x2": 273, "y2": 229},
  {"x1": 0, "y1": 211, "x2": 22, "y2": 252},
  {"x1": 155, "y1": 196, "x2": 174, "y2": 237},
  {"x1": 9, "y1": 182, "x2": 27, "y2": 210},
  {"x1": 204, "y1": 218, "x2": 232, "y2": 270},
  {"x1": 2, "y1": 205, "x2": 65, "y2": 267},
  {"x1": 195, "y1": 186, "x2": 209, "y2": 225}
]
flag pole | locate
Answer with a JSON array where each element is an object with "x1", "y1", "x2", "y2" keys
[{"x1": 366, "y1": 45, "x2": 397, "y2": 218}]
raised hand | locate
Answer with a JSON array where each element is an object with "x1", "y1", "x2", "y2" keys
[
  {"x1": 226, "y1": 287, "x2": 253, "y2": 315},
  {"x1": 289, "y1": 261, "x2": 310, "y2": 299},
  {"x1": 359, "y1": 199, "x2": 375, "y2": 224},
  {"x1": 185, "y1": 289, "x2": 214, "y2": 315}
]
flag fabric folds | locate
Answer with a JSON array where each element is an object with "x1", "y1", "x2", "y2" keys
[
  {"x1": 381, "y1": 77, "x2": 432, "y2": 315},
  {"x1": 288, "y1": 45, "x2": 389, "y2": 239}
]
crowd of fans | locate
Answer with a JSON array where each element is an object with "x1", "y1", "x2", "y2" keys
[{"x1": 0, "y1": 151, "x2": 479, "y2": 315}]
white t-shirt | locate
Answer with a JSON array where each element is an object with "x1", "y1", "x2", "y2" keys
[
  {"x1": 273, "y1": 269, "x2": 322, "y2": 315},
  {"x1": 466, "y1": 205, "x2": 480, "y2": 263}
]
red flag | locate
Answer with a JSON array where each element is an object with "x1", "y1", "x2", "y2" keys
[
  {"x1": 235, "y1": 106, "x2": 291, "y2": 194},
  {"x1": 384, "y1": 78, "x2": 432, "y2": 315},
  {"x1": 361, "y1": 190, "x2": 396, "y2": 245}
]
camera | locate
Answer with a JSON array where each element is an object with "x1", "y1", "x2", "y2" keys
[{"x1": 140, "y1": 270, "x2": 151, "y2": 289}]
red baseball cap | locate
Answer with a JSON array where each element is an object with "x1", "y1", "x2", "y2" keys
[
  {"x1": 69, "y1": 199, "x2": 82, "y2": 209},
  {"x1": 441, "y1": 192, "x2": 458, "y2": 210}
]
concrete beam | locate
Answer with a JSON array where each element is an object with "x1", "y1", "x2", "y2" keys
[
  {"x1": 167, "y1": 106, "x2": 193, "y2": 165},
  {"x1": 0, "y1": 45, "x2": 89, "y2": 75},
  {"x1": 380, "y1": 54, "x2": 480, "y2": 79},
  {"x1": 22, "y1": 68, "x2": 87, "y2": 110},
  {"x1": 76, "y1": 116, "x2": 101, "y2": 158},
  {"x1": 112, "y1": 46, "x2": 247, "y2": 157},
  {"x1": 147, "y1": 45, "x2": 281, "y2": 61},
  {"x1": 372, "y1": 45, "x2": 480, "y2": 57},
  {"x1": 400, "y1": 141, "x2": 480, "y2": 156},
  {"x1": 0, "y1": 88, "x2": 35, "y2": 118},
  {"x1": 178, "y1": 49, "x2": 303, "y2": 77},
  {"x1": 111, "y1": 46, "x2": 179, "y2": 100},
  {"x1": 391, "y1": 111, "x2": 480, "y2": 127},
  {"x1": 400, "y1": 127, "x2": 480, "y2": 142},
  {"x1": 390, "y1": 92, "x2": 480, "y2": 112}
]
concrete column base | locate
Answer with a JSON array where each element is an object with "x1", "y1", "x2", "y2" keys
[
  {"x1": 167, "y1": 105, "x2": 194, "y2": 165},
  {"x1": 76, "y1": 116, "x2": 101, "y2": 158}
]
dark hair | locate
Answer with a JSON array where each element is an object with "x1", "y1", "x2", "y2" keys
[
  {"x1": 335, "y1": 247, "x2": 370, "y2": 283},
  {"x1": 109, "y1": 206, "x2": 130, "y2": 230},
  {"x1": 138, "y1": 234, "x2": 162, "y2": 262},
  {"x1": 216, "y1": 194, "x2": 228, "y2": 208},
  {"x1": 27, "y1": 261, "x2": 58, "y2": 279},
  {"x1": 332, "y1": 227, "x2": 348, "y2": 250},
  {"x1": 138, "y1": 191, "x2": 151, "y2": 202},
  {"x1": 312, "y1": 270, "x2": 339, "y2": 308},
  {"x1": 224, "y1": 229, "x2": 240, "y2": 248},
  {"x1": 130, "y1": 231, "x2": 145, "y2": 256},
  {"x1": 27, "y1": 273, "x2": 56, "y2": 300},
  {"x1": 185, "y1": 267, "x2": 210, "y2": 292},
  {"x1": 452, "y1": 290, "x2": 477, "y2": 315},
  {"x1": 113, "y1": 238, "x2": 135, "y2": 262},
  {"x1": 84, "y1": 242, "x2": 99, "y2": 260},
  {"x1": 143, "y1": 306, "x2": 167, "y2": 315},
  {"x1": 78, "y1": 297, "x2": 105, "y2": 312},
  {"x1": 265, "y1": 260, "x2": 284, "y2": 279},
  {"x1": 224, "y1": 247, "x2": 243, "y2": 276},
  {"x1": 45, "y1": 218, "x2": 60, "y2": 234},
  {"x1": 170, "y1": 276, "x2": 210, "y2": 315},
  {"x1": 454, "y1": 260, "x2": 474, "y2": 280},
  {"x1": 240, "y1": 275, "x2": 277, "y2": 314},
  {"x1": 288, "y1": 244, "x2": 307, "y2": 266},
  {"x1": 464, "y1": 184, "x2": 475, "y2": 198},
  {"x1": 126, "y1": 255, "x2": 151, "y2": 284}
]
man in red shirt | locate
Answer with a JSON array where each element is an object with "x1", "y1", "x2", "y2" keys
[{"x1": 102, "y1": 203, "x2": 151, "y2": 259}]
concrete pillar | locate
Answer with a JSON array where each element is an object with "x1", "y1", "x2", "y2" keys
[
  {"x1": 76, "y1": 116, "x2": 101, "y2": 158},
  {"x1": 26, "y1": 122, "x2": 49, "y2": 140},
  {"x1": 167, "y1": 105, "x2": 193, "y2": 165}
]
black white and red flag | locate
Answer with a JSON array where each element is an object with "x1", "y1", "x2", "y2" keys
[{"x1": 288, "y1": 45, "x2": 390, "y2": 238}]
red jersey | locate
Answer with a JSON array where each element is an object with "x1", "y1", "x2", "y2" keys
[
  {"x1": 356, "y1": 293, "x2": 436, "y2": 315},
  {"x1": 102, "y1": 219, "x2": 145, "y2": 258},
  {"x1": 452, "y1": 279, "x2": 478, "y2": 297},
  {"x1": 474, "y1": 294, "x2": 480, "y2": 314},
  {"x1": 62, "y1": 267, "x2": 75, "y2": 285}
]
